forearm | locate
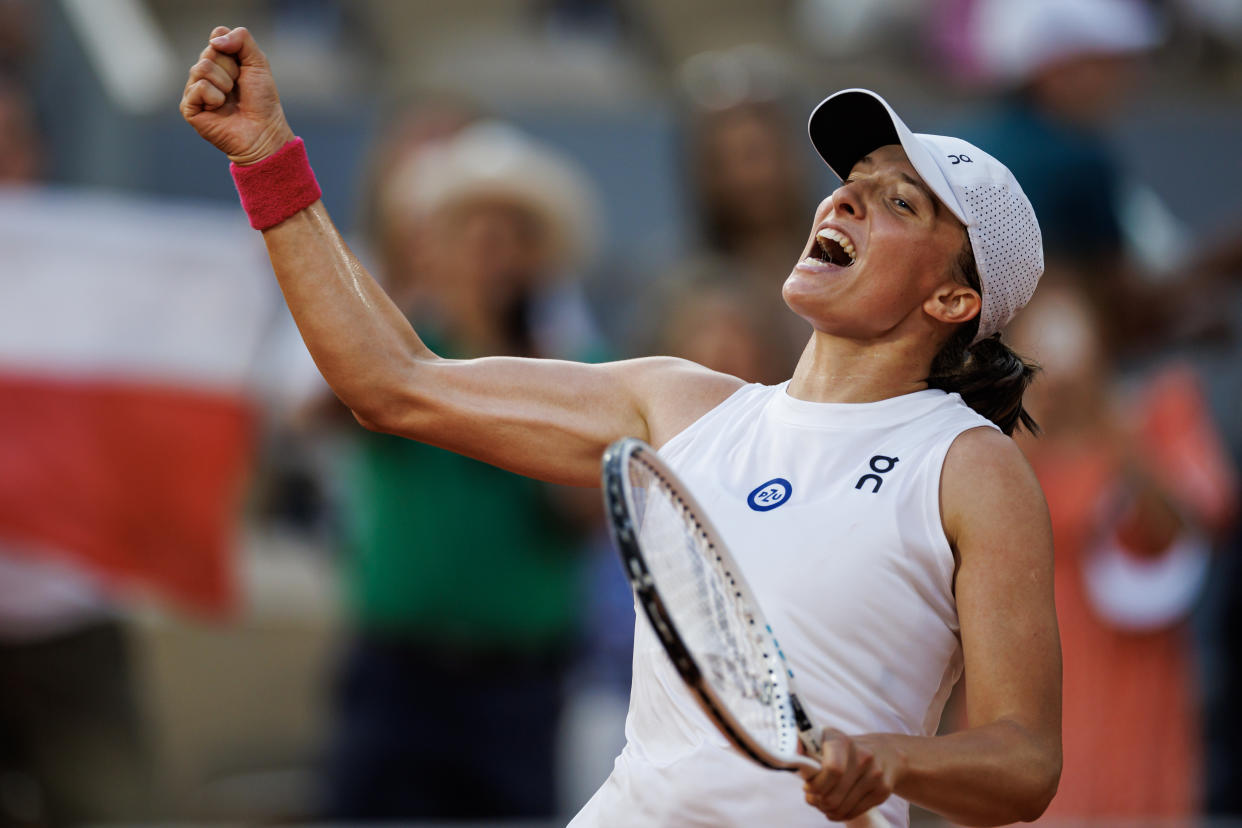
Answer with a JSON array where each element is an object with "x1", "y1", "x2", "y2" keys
[
  {"x1": 179, "y1": 26, "x2": 736, "y2": 487},
  {"x1": 882, "y1": 719, "x2": 1060, "y2": 825},
  {"x1": 258, "y1": 202, "x2": 707, "y2": 484},
  {"x1": 260, "y1": 200, "x2": 434, "y2": 422}
]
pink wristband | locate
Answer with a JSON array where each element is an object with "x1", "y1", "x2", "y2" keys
[{"x1": 229, "y1": 137, "x2": 322, "y2": 230}]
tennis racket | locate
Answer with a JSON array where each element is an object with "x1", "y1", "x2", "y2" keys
[{"x1": 602, "y1": 437, "x2": 889, "y2": 828}]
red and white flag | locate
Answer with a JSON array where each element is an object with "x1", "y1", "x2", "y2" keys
[{"x1": 0, "y1": 186, "x2": 310, "y2": 616}]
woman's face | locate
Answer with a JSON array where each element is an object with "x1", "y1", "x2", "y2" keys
[
  {"x1": 782, "y1": 144, "x2": 969, "y2": 341},
  {"x1": 698, "y1": 107, "x2": 801, "y2": 231}
]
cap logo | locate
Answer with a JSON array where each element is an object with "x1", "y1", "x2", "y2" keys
[{"x1": 947, "y1": 154, "x2": 973, "y2": 164}]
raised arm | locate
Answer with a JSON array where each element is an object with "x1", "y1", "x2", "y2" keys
[
  {"x1": 180, "y1": 26, "x2": 741, "y2": 486},
  {"x1": 803, "y1": 427, "x2": 1061, "y2": 825}
]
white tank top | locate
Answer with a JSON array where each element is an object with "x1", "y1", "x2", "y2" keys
[{"x1": 570, "y1": 382, "x2": 998, "y2": 828}]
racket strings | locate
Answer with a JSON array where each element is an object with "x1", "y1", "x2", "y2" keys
[{"x1": 628, "y1": 454, "x2": 796, "y2": 754}]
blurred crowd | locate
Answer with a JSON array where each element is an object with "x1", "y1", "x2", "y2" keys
[{"x1": 2, "y1": 0, "x2": 1242, "y2": 825}]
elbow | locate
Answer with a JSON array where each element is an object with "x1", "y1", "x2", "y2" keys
[
  {"x1": 1014, "y1": 750, "x2": 1062, "y2": 822},
  {"x1": 349, "y1": 381, "x2": 440, "y2": 438},
  {"x1": 350, "y1": 396, "x2": 413, "y2": 436},
  {"x1": 347, "y1": 384, "x2": 410, "y2": 435},
  {"x1": 351, "y1": 407, "x2": 388, "y2": 433},
  {"x1": 1013, "y1": 788, "x2": 1057, "y2": 824},
  {"x1": 337, "y1": 355, "x2": 439, "y2": 435}
]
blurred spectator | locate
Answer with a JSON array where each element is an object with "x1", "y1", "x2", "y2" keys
[
  {"x1": 346, "y1": 95, "x2": 482, "y2": 325},
  {"x1": 958, "y1": 0, "x2": 1176, "y2": 355},
  {"x1": 958, "y1": 5, "x2": 1242, "y2": 814},
  {"x1": 1009, "y1": 283, "x2": 1237, "y2": 818},
  {"x1": 316, "y1": 117, "x2": 605, "y2": 820},
  {"x1": 653, "y1": 272, "x2": 786, "y2": 384},
  {"x1": 654, "y1": 52, "x2": 816, "y2": 381},
  {"x1": 687, "y1": 99, "x2": 807, "y2": 285}
]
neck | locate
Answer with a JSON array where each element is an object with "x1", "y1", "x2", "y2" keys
[{"x1": 786, "y1": 330, "x2": 937, "y2": 403}]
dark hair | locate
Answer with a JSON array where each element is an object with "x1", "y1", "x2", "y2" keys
[{"x1": 926, "y1": 243, "x2": 1040, "y2": 436}]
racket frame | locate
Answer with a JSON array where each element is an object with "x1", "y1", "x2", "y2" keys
[{"x1": 602, "y1": 437, "x2": 821, "y2": 773}]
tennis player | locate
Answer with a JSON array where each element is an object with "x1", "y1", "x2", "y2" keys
[{"x1": 182, "y1": 27, "x2": 1061, "y2": 827}]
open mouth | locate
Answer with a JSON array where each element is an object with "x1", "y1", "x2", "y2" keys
[{"x1": 810, "y1": 227, "x2": 856, "y2": 267}]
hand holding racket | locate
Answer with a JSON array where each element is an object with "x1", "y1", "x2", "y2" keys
[{"x1": 602, "y1": 438, "x2": 892, "y2": 828}]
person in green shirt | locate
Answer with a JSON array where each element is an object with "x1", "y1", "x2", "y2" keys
[{"x1": 320, "y1": 117, "x2": 606, "y2": 820}]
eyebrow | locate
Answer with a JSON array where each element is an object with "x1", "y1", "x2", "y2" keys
[{"x1": 851, "y1": 155, "x2": 940, "y2": 217}]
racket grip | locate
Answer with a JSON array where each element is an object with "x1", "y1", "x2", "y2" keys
[{"x1": 847, "y1": 808, "x2": 891, "y2": 828}]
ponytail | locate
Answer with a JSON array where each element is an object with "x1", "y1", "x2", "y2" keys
[{"x1": 927, "y1": 243, "x2": 1040, "y2": 436}]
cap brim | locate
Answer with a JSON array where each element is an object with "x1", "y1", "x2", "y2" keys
[{"x1": 808, "y1": 89, "x2": 969, "y2": 227}]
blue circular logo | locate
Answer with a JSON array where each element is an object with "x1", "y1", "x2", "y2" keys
[{"x1": 747, "y1": 478, "x2": 792, "y2": 512}]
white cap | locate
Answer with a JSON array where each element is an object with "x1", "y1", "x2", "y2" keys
[
  {"x1": 808, "y1": 88, "x2": 1043, "y2": 343},
  {"x1": 392, "y1": 120, "x2": 601, "y2": 268},
  {"x1": 972, "y1": 0, "x2": 1160, "y2": 83}
]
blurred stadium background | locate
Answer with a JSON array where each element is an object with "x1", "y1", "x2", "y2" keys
[{"x1": 1, "y1": 0, "x2": 1242, "y2": 825}]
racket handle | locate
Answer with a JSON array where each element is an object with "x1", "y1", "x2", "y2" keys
[
  {"x1": 847, "y1": 808, "x2": 891, "y2": 828},
  {"x1": 789, "y1": 754, "x2": 890, "y2": 828},
  {"x1": 788, "y1": 753, "x2": 821, "y2": 773}
]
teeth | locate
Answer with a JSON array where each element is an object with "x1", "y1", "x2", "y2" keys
[{"x1": 816, "y1": 227, "x2": 856, "y2": 264}]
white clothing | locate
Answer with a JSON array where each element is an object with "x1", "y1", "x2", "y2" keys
[
  {"x1": 0, "y1": 546, "x2": 113, "y2": 642},
  {"x1": 570, "y1": 382, "x2": 997, "y2": 827}
]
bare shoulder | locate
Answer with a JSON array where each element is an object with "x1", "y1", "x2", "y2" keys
[
  {"x1": 612, "y1": 356, "x2": 746, "y2": 449},
  {"x1": 940, "y1": 426, "x2": 1051, "y2": 558},
  {"x1": 942, "y1": 426, "x2": 1044, "y2": 507}
]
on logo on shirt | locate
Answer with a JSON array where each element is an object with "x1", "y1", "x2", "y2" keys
[{"x1": 855, "y1": 454, "x2": 899, "y2": 493}]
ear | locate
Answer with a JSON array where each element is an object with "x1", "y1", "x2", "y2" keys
[{"x1": 923, "y1": 281, "x2": 981, "y2": 326}]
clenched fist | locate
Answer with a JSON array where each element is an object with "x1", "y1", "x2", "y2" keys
[{"x1": 180, "y1": 26, "x2": 295, "y2": 165}]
